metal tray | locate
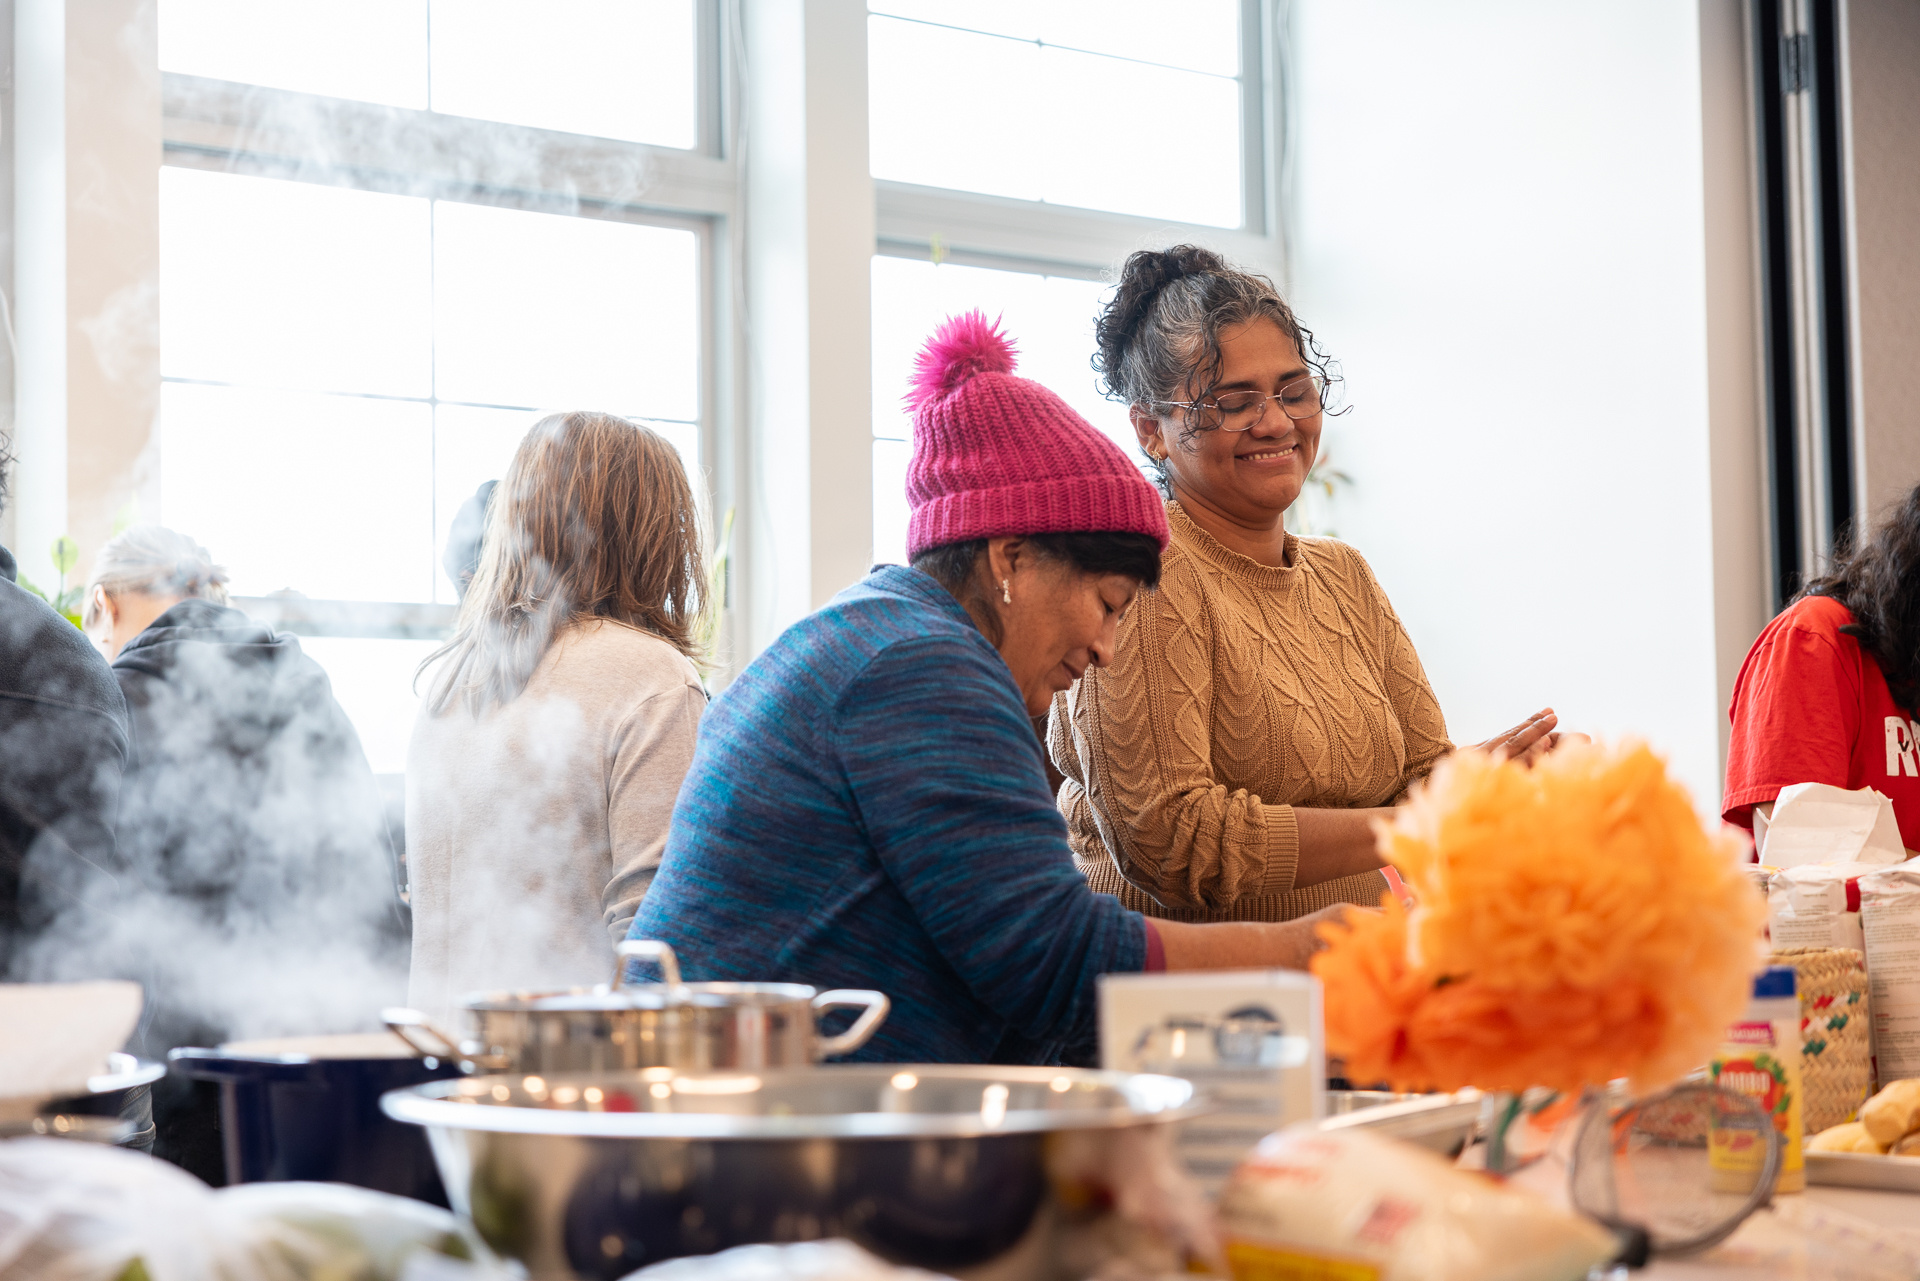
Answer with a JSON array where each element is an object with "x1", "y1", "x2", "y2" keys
[{"x1": 1808, "y1": 1150, "x2": 1920, "y2": 1193}]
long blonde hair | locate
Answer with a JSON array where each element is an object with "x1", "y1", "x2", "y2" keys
[{"x1": 423, "y1": 412, "x2": 708, "y2": 716}]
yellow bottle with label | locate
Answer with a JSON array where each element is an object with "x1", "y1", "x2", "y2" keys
[{"x1": 1709, "y1": 965, "x2": 1804, "y2": 1194}]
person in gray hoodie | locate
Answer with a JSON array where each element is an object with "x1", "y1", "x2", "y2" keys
[{"x1": 74, "y1": 525, "x2": 403, "y2": 1180}]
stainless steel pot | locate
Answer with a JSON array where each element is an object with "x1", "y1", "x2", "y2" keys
[
  {"x1": 38, "y1": 1052, "x2": 165, "y2": 1150},
  {"x1": 385, "y1": 941, "x2": 889, "y2": 1075},
  {"x1": 381, "y1": 1064, "x2": 1199, "y2": 1281}
]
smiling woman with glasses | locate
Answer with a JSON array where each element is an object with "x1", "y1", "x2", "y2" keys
[{"x1": 1048, "y1": 245, "x2": 1576, "y2": 925}]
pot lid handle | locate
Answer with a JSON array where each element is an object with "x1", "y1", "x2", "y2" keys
[{"x1": 613, "y1": 939, "x2": 683, "y2": 988}]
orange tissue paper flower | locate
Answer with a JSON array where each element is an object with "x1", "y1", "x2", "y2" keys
[{"x1": 1311, "y1": 740, "x2": 1765, "y2": 1094}]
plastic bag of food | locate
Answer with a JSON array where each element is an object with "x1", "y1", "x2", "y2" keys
[
  {"x1": 1216, "y1": 1127, "x2": 1616, "y2": 1281},
  {"x1": 623, "y1": 1240, "x2": 949, "y2": 1281},
  {"x1": 215, "y1": 1182, "x2": 484, "y2": 1277},
  {"x1": 0, "y1": 1137, "x2": 486, "y2": 1281},
  {"x1": 1860, "y1": 866, "x2": 1920, "y2": 1079},
  {"x1": 1769, "y1": 863, "x2": 1882, "y2": 952}
]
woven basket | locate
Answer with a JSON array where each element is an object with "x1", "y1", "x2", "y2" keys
[{"x1": 1770, "y1": 946, "x2": 1874, "y2": 1134}]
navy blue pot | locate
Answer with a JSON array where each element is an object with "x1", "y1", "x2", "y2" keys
[{"x1": 172, "y1": 1045, "x2": 460, "y2": 1204}]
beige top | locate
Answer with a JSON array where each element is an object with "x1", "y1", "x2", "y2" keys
[
  {"x1": 405, "y1": 620, "x2": 706, "y2": 1021},
  {"x1": 1051, "y1": 502, "x2": 1452, "y2": 922}
]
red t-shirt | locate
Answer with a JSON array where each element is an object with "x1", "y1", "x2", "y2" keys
[{"x1": 1724, "y1": 594, "x2": 1920, "y2": 851}]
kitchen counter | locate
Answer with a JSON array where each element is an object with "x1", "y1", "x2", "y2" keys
[
  {"x1": 1646, "y1": 1186, "x2": 1920, "y2": 1280},
  {"x1": 1506, "y1": 1152, "x2": 1920, "y2": 1280}
]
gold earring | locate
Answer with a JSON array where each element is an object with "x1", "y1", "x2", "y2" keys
[{"x1": 1001, "y1": 578, "x2": 1012, "y2": 605}]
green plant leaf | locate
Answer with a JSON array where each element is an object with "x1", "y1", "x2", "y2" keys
[
  {"x1": 50, "y1": 535, "x2": 78, "y2": 576},
  {"x1": 15, "y1": 573, "x2": 49, "y2": 602}
]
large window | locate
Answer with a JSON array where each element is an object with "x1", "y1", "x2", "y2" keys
[
  {"x1": 868, "y1": 1, "x2": 1245, "y2": 227},
  {"x1": 156, "y1": 1, "x2": 712, "y2": 771},
  {"x1": 159, "y1": 0, "x2": 699, "y2": 148},
  {"x1": 149, "y1": 1, "x2": 1282, "y2": 766},
  {"x1": 866, "y1": 0, "x2": 1261, "y2": 568},
  {"x1": 159, "y1": 168, "x2": 700, "y2": 605}
]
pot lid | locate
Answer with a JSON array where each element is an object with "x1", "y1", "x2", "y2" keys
[{"x1": 464, "y1": 981, "x2": 821, "y2": 1014}]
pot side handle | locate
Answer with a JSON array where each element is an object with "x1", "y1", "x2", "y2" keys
[
  {"x1": 812, "y1": 990, "x2": 891, "y2": 1059},
  {"x1": 383, "y1": 1007, "x2": 478, "y2": 1071},
  {"x1": 613, "y1": 939, "x2": 683, "y2": 988}
]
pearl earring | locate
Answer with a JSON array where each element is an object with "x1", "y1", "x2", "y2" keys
[{"x1": 1001, "y1": 578, "x2": 1012, "y2": 605}]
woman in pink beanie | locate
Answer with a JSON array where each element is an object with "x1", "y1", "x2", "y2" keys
[{"x1": 628, "y1": 312, "x2": 1353, "y2": 1065}]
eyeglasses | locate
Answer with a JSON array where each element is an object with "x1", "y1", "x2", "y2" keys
[{"x1": 1149, "y1": 375, "x2": 1328, "y2": 432}]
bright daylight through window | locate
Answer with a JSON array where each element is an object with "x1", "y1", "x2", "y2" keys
[
  {"x1": 155, "y1": 0, "x2": 704, "y2": 771},
  {"x1": 158, "y1": 0, "x2": 698, "y2": 147},
  {"x1": 867, "y1": 0, "x2": 1243, "y2": 227}
]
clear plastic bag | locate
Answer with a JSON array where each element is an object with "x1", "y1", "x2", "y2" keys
[
  {"x1": 1216, "y1": 1127, "x2": 1616, "y2": 1281},
  {"x1": 0, "y1": 1138, "x2": 483, "y2": 1281}
]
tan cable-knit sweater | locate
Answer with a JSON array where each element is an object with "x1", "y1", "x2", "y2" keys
[{"x1": 1050, "y1": 502, "x2": 1452, "y2": 922}]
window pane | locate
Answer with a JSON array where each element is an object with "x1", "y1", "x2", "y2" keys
[
  {"x1": 868, "y1": 14, "x2": 1242, "y2": 227},
  {"x1": 299, "y1": 637, "x2": 440, "y2": 775},
  {"x1": 871, "y1": 256, "x2": 1146, "y2": 566},
  {"x1": 429, "y1": 0, "x2": 698, "y2": 147},
  {"x1": 160, "y1": 168, "x2": 433, "y2": 398},
  {"x1": 161, "y1": 382, "x2": 435, "y2": 602},
  {"x1": 870, "y1": 1, "x2": 1238, "y2": 75},
  {"x1": 433, "y1": 202, "x2": 700, "y2": 419},
  {"x1": 158, "y1": 0, "x2": 428, "y2": 108}
]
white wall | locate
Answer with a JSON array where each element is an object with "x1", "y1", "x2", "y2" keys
[
  {"x1": 1844, "y1": 0, "x2": 1920, "y2": 525},
  {"x1": 1287, "y1": 0, "x2": 1759, "y2": 810},
  {"x1": 12, "y1": 0, "x2": 161, "y2": 587}
]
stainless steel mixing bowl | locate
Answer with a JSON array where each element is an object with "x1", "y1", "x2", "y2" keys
[{"x1": 382, "y1": 1064, "x2": 1199, "y2": 1281}]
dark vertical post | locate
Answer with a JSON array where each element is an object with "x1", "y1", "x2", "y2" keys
[
  {"x1": 1810, "y1": 0, "x2": 1854, "y2": 547},
  {"x1": 1752, "y1": 0, "x2": 1802, "y2": 610}
]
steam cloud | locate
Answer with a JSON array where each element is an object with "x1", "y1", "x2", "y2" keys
[{"x1": 17, "y1": 632, "x2": 406, "y2": 1056}]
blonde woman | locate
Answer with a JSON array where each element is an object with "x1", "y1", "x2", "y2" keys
[{"x1": 407, "y1": 412, "x2": 708, "y2": 1018}]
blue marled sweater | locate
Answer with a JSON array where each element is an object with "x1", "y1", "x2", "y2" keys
[{"x1": 628, "y1": 565, "x2": 1148, "y2": 1063}]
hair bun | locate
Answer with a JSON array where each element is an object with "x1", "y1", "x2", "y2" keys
[
  {"x1": 1094, "y1": 245, "x2": 1228, "y2": 393},
  {"x1": 906, "y1": 311, "x2": 1018, "y2": 411}
]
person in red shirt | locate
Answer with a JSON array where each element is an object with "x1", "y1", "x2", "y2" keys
[{"x1": 1725, "y1": 483, "x2": 1920, "y2": 854}]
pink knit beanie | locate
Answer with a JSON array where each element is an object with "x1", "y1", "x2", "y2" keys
[{"x1": 903, "y1": 312, "x2": 1169, "y2": 560}]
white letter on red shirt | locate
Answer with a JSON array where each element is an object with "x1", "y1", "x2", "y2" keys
[{"x1": 1887, "y1": 716, "x2": 1919, "y2": 777}]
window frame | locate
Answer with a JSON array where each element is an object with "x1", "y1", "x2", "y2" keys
[
  {"x1": 864, "y1": 0, "x2": 1287, "y2": 568},
  {"x1": 156, "y1": 0, "x2": 733, "y2": 641},
  {"x1": 152, "y1": 0, "x2": 1288, "y2": 653},
  {"x1": 869, "y1": 0, "x2": 1286, "y2": 280}
]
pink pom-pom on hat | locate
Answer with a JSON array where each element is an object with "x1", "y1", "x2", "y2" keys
[
  {"x1": 907, "y1": 310, "x2": 1019, "y2": 411},
  {"x1": 903, "y1": 311, "x2": 1170, "y2": 561}
]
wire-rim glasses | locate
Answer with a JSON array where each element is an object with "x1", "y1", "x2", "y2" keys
[{"x1": 1149, "y1": 375, "x2": 1328, "y2": 432}]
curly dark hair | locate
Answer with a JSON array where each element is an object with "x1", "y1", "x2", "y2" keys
[
  {"x1": 1802, "y1": 482, "x2": 1920, "y2": 714},
  {"x1": 1092, "y1": 245, "x2": 1340, "y2": 496},
  {"x1": 0, "y1": 428, "x2": 12, "y2": 518}
]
